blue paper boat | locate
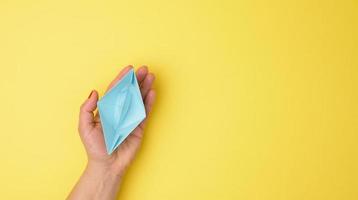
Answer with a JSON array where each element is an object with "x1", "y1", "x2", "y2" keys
[{"x1": 97, "y1": 69, "x2": 146, "y2": 154}]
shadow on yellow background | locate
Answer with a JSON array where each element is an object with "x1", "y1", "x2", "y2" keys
[{"x1": 0, "y1": 0, "x2": 357, "y2": 199}]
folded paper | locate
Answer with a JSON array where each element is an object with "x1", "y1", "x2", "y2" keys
[{"x1": 97, "y1": 69, "x2": 146, "y2": 154}]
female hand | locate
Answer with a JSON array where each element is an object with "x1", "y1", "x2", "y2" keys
[{"x1": 68, "y1": 65, "x2": 155, "y2": 200}]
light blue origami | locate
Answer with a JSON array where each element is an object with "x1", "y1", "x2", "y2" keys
[{"x1": 97, "y1": 69, "x2": 146, "y2": 154}]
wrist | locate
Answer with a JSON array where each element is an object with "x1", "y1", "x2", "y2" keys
[
  {"x1": 87, "y1": 160, "x2": 123, "y2": 177},
  {"x1": 67, "y1": 161, "x2": 123, "y2": 200}
]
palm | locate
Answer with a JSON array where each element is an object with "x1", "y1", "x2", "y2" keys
[
  {"x1": 86, "y1": 117, "x2": 144, "y2": 170},
  {"x1": 78, "y1": 66, "x2": 155, "y2": 174}
]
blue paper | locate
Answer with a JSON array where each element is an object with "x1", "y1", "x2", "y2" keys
[{"x1": 97, "y1": 69, "x2": 146, "y2": 154}]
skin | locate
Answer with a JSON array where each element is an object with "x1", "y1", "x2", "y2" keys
[{"x1": 67, "y1": 65, "x2": 156, "y2": 200}]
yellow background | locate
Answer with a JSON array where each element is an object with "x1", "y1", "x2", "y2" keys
[{"x1": 0, "y1": 0, "x2": 357, "y2": 199}]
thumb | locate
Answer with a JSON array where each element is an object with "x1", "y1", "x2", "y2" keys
[{"x1": 79, "y1": 90, "x2": 99, "y2": 133}]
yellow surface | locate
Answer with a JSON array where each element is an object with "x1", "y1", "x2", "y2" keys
[{"x1": 0, "y1": 0, "x2": 357, "y2": 199}]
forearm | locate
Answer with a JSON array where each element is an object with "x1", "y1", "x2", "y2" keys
[{"x1": 67, "y1": 162, "x2": 122, "y2": 200}]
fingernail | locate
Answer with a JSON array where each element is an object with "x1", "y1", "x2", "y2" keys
[{"x1": 88, "y1": 90, "x2": 94, "y2": 99}]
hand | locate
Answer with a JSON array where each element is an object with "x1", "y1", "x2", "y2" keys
[
  {"x1": 78, "y1": 65, "x2": 156, "y2": 176},
  {"x1": 68, "y1": 65, "x2": 155, "y2": 200}
]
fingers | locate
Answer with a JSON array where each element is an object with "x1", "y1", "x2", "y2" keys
[
  {"x1": 137, "y1": 67, "x2": 155, "y2": 129},
  {"x1": 105, "y1": 65, "x2": 133, "y2": 92},
  {"x1": 79, "y1": 90, "x2": 99, "y2": 133},
  {"x1": 136, "y1": 65, "x2": 148, "y2": 84},
  {"x1": 140, "y1": 73, "x2": 155, "y2": 98},
  {"x1": 139, "y1": 89, "x2": 156, "y2": 129},
  {"x1": 144, "y1": 89, "x2": 156, "y2": 114}
]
